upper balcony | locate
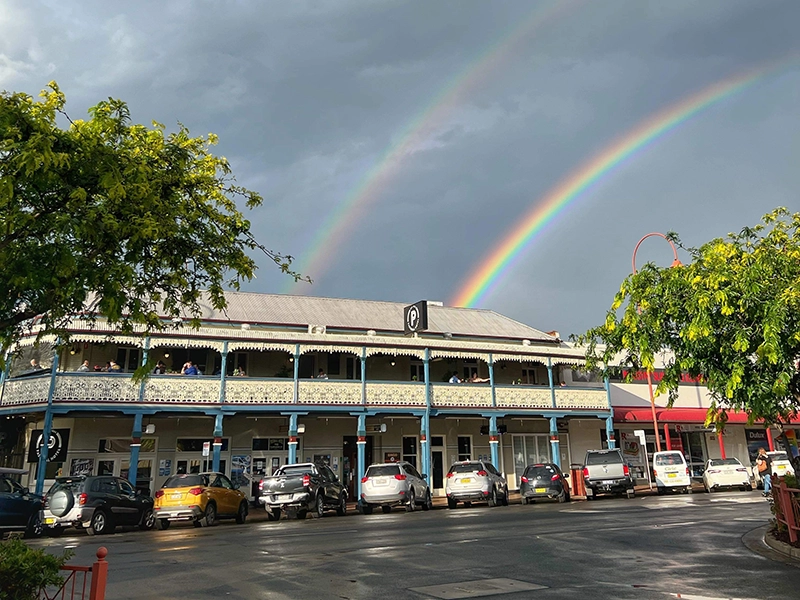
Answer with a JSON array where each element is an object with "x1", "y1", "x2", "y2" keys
[{"x1": 0, "y1": 373, "x2": 609, "y2": 413}]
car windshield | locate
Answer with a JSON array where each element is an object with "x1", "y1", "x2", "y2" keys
[
  {"x1": 278, "y1": 466, "x2": 315, "y2": 477},
  {"x1": 0, "y1": 476, "x2": 24, "y2": 493},
  {"x1": 365, "y1": 465, "x2": 400, "y2": 477},
  {"x1": 585, "y1": 452, "x2": 621, "y2": 465},
  {"x1": 654, "y1": 453, "x2": 684, "y2": 466},
  {"x1": 524, "y1": 465, "x2": 556, "y2": 478},
  {"x1": 709, "y1": 458, "x2": 741, "y2": 467},
  {"x1": 769, "y1": 452, "x2": 789, "y2": 461},
  {"x1": 449, "y1": 463, "x2": 482, "y2": 474},
  {"x1": 163, "y1": 474, "x2": 209, "y2": 488},
  {"x1": 47, "y1": 479, "x2": 84, "y2": 495}
]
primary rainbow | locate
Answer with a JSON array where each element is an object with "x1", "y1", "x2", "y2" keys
[
  {"x1": 451, "y1": 59, "x2": 794, "y2": 308},
  {"x1": 283, "y1": 0, "x2": 572, "y2": 291}
]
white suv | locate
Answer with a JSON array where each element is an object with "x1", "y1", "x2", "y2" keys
[
  {"x1": 445, "y1": 460, "x2": 508, "y2": 508},
  {"x1": 360, "y1": 462, "x2": 432, "y2": 514}
]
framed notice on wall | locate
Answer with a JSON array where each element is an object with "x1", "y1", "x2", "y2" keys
[{"x1": 70, "y1": 457, "x2": 94, "y2": 477}]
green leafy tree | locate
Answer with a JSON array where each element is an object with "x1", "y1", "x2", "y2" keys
[
  {"x1": 578, "y1": 208, "x2": 800, "y2": 427},
  {"x1": 0, "y1": 82, "x2": 306, "y2": 352},
  {"x1": 0, "y1": 538, "x2": 73, "y2": 600}
]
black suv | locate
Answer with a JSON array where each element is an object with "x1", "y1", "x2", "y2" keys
[
  {"x1": 0, "y1": 467, "x2": 43, "y2": 538},
  {"x1": 43, "y1": 475, "x2": 155, "y2": 536}
]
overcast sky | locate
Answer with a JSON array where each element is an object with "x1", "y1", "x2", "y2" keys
[{"x1": 2, "y1": 0, "x2": 799, "y2": 337}]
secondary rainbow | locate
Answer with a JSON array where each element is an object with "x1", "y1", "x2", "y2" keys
[
  {"x1": 283, "y1": 0, "x2": 573, "y2": 291},
  {"x1": 451, "y1": 59, "x2": 794, "y2": 308}
]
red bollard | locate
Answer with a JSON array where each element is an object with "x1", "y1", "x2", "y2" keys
[{"x1": 89, "y1": 547, "x2": 108, "y2": 600}]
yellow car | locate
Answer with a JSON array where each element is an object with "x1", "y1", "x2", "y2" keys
[{"x1": 154, "y1": 472, "x2": 248, "y2": 529}]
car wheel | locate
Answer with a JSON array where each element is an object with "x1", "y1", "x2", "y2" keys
[
  {"x1": 361, "y1": 504, "x2": 374, "y2": 515},
  {"x1": 626, "y1": 489, "x2": 635, "y2": 499},
  {"x1": 406, "y1": 488, "x2": 416, "y2": 512},
  {"x1": 201, "y1": 502, "x2": 217, "y2": 527},
  {"x1": 501, "y1": 487, "x2": 509, "y2": 506},
  {"x1": 447, "y1": 497, "x2": 457, "y2": 509},
  {"x1": 488, "y1": 487, "x2": 498, "y2": 507},
  {"x1": 464, "y1": 501, "x2": 472, "y2": 507},
  {"x1": 235, "y1": 501, "x2": 248, "y2": 524},
  {"x1": 686, "y1": 486, "x2": 693, "y2": 495},
  {"x1": 156, "y1": 518, "x2": 170, "y2": 530},
  {"x1": 657, "y1": 486, "x2": 665, "y2": 496},
  {"x1": 25, "y1": 511, "x2": 44, "y2": 538},
  {"x1": 48, "y1": 525, "x2": 65, "y2": 537},
  {"x1": 557, "y1": 490, "x2": 568, "y2": 503},
  {"x1": 381, "y1": 505, "x2": 392, "y2": 514},
  {"x1": 295, "y1": 509, "x2": 307, "y2": 520},
  {"x1": 564, "y1": 491, "x2": 571, "y2": 503},
  {"x1": 312, "y1": 494, "x2": 325, "y2": 519},
  {"x1": 139, "y1": 509, "x2": 156, "y2": 530},
  {"x1": 521, "y1": 496, "x2": 529, "y2": 505},
  {"x1": 336, "y1": 494, "x2": 347, "y2": 517},
  {"x1": 267, "y1": 508, "x2": 281, "y2": 521},
  {"x1": 422, "y1": 489, "x2": 432, "y2": 511},
  {"x1": 87, "y1": 510, "x2": 114, "y2": 535}
]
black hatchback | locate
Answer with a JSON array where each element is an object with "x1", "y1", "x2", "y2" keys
[
  {"x1": 519, "y1": 463, "x2": 570, "y2": 504},
  {"x1": 0, "y1": 467, "x2": 43, "y2": 538}
]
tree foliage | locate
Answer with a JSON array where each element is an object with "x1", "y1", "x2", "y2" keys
[
  {"x1": 578, "y1": 208, "x2": 800, "y2": 426},
  {"x1": 0, "y1": 83, "x2": 306, "y2": 352}
]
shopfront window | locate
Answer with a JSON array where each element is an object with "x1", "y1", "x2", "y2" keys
[{"x1": 512, "y1": 435, "x2": 551, "y2": 487}]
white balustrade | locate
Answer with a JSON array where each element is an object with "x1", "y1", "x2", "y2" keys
[
  {"x1": 366, "y1": 382, "x2": 426, "y2": 406},
  {"x1": 143, "y1": 376, "x2": 221, "y2": 404},
  {"x1": 298, "y1": 380, "x2": 361, "y2": 405},
  {"x1": 0, "y1": 376, "x2": 51, "y2": 406},
  {"x1": 555, "y1": 388, "x2": 608, "y2": 410},
  {"x1": 495, "y1": 386, "x2": 553, "y2": 409},
  {"x1": 431, "y1": 384, "x2": 492, "y2": 408},
  {"x1": 55, "y1": 374, "x2": 139, "y2": 403},
  {"x1": 225, "y1": 378, "x2": 294, "y2": 404}
]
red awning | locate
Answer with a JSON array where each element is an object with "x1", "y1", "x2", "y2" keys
[{"x1": 615, "y1": 407, "x2": 753, "y2": 424}]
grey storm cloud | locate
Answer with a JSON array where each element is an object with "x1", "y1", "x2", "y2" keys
[{"x1": 2, "y1": 0, "x2": 799, "y2": 337}]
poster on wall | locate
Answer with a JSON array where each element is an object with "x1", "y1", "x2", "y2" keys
[
  {"x1": 70, "y1": 457, "x2": 94, "y2": 477},
  {"x1": 620, "y1": 432, "x2": 644, "y2": 465},
  {"x1": 313, "y1": 454, "x2": 331, "y2": 466},
  {"x1": 158, "y1": 459, "x2": 172, "y2": 477},
  {"x1": 231, "y1": 455, "x2": 251, "y2": 489},
  {"x1": 384, "y1": 452, "x2": 400, "y2": 463},
  {"x1": 27, "y1": 429, "x2": 70, "y2": 463},
  {"x1": 745, "y1": 429, "x2": 770, "y2": 463}
]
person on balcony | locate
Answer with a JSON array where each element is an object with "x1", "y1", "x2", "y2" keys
[
  {"x1": 153, "y1": 361, "x2": 167, "y2": 375},
  {"x1": 317, "y1": 368, "x2": 328, "y2": 379},
  {"x1": 108, "y1": 360, "x2": 122, "y2": 372},
  {"x1": 468, "y1": 373, "x2": 489, "y2": 383},
  {"x1": 77, "y1": 360, "x2": 90, "y2": 372},
  {"x1": 181, "y1": 361, "x2": 199, "y2": 376},
  {"x1": 449, "y1": 372, "x2": 461, "y2": 384}
]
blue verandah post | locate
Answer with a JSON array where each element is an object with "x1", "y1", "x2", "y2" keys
[
  {"x1": 35, "y1": 340, "x2": 61, "y2": 496},
  {"x1": 212, "y1": 413, "x2": 223, "y2": 472},
  {"x1": 356, "y1": 413, "x2": 367, "y2": 500},
  {"x1": 422, "y1": 348, "x2": 432, "y2": 487},
  {"x1": 129, "y1": 413, "x2": 143, "y2": 486},
  {"x1": 288, "y1": 413, "x2": 299, "y2": 464},
  {"x1": 549, "y1": 416, "x2": 561, "y2": 469},
  {"x1": 489, "y1": 415, "x2": 499, "y2": 467}
]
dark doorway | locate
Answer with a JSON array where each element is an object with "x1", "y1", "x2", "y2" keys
[
  {"x1": 299, "y1": 354, "x2": 315, "y2": 379},
  {"x1": 432, "y1": 451, "x2": 444, "y2": 489},
  {"x1": 342, "y1": 435, "x2": 373, "y2": 499}
]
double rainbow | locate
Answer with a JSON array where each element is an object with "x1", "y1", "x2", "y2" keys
[{"x1": 451, "y1": 58, "x2": 795, "y2": 308}]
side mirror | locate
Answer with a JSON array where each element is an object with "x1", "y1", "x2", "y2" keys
[
  {"x1": 421, "y1": 474, "x2": 428, "y2": 480},
  {"x1": 22, "y1": 487, "x2": 30, "y2": 495}
]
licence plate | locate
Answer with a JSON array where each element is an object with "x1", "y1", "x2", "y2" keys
[
  {"x1": 45, "y1": 517, "x2": 55, "y2": 525},
  {"x1": 534, "y1": 487, "x2": 547, "y2": 493},
  {"x1": 667, "y1": 473, "x2": 677, "y2": 478},
  {"x1": 375, "y1": 478, "x2": 389, "y2": 486},
  {"x1": 459, "y1": 478, "x2": 473, "y2": 484},
  {"x1": 777, "y1": 465, "x2": 786, "y2": 473},
  {"x1": 171, "y1": 493, "x2": 182, "y2": 500}
]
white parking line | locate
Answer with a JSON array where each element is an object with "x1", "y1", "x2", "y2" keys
[{"x1": 667, "y1": 594, "x2": 758, "y2": 599}]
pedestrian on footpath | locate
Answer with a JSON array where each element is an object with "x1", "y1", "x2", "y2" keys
[{"x1": 756, "y1": 447, "x2": 772, "y2": 497}]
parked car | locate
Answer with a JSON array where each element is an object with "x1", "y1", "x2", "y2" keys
[
  {"x1": 154, "y1": 472, "x2": 248, "y2": 529},
  {"x1": 0, "y1": 467, "x2": 43, "y2": 538},
  {"x1": 445, "y1": 460, "x2": 508, "y2": 508},
  {"x1": 44, "y1": 475, "x2": 155, "y2": 536},
  {"x1": 652, "y1": 451, "x2": 692, "y2": 495},
  {"x1": 753, "y1": 451, "x2": 795, "y2": 488},
  {"x1": 583, "y1": 449, "x2": 635, "y2": 500},
  {"x1": 259, "y1": 462, "x2": 347, "y2": 520},
  {"x1": 703, "y1": 458, "x2": 751, "y2": 492},
  {"x1": 519, "y1": 463, "x2": 570, "y2": 504},
  {"x1": 360, "y1": 461, "x2": 432, "y2": 514}
]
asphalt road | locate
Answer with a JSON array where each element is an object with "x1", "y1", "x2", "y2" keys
[{"x1": 30, "y1": 490, "x2": 800, "y2": 600}]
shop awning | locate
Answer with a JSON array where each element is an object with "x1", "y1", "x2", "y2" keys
[{"x1": 614, "y1": 407, "x2": 753, "y2": 424}]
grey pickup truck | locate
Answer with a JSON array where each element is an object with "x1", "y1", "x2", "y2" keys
[
  {"x1": 258, "y1": 462, "x2": 348, "y2": 520},
  {"x1": 583, "y1": 449, "x2": 635, "y2": 500}
]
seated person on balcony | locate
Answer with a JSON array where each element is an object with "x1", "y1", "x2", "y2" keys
[
  {"x1": 317, "y1": 368, "x2": 328, "y2": 379},
  {"x1": 77, "y1": 359, "x2": 90, "y2": 372},
  {"x1": 235, "y1": 367, "x2": 247, "y2": 376},
  {"x1": 449, "y1": 372, "x2": 461, "y2": 384},
  {"x1": 182, "y1": 361, "x2": 199, "y2": 376},
  {"x1": 468, "y1": 373, "x2": 489, "y2": 383},
  {"x1": 108, "y1": 360, "x2": 122, "y2": 372},
  {"x1": 153, "y1": 361, "x2": 167, "y2": 375},
  {"x1": 559, "y1": 381, "x2": 567, "y2": 387},
  {"x1": 28, "y1": 358, "x2": 45, "y2": 372}
]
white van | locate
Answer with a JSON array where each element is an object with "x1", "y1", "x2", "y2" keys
[{"x1": 652, "y1": 451, "x2": 692, "y2": 494}]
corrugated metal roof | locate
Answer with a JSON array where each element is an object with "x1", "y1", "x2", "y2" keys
[{"x1": 186, "y1": 292, "x2": 556, "y2": 343}]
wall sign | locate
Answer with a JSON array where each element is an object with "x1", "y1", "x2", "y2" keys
[
  {"x1": 27, "y1": 428, "x2": 70, "y2": 463},
  {"x1": 403, "y1": 300, "x2": 428, "y2": 335}
]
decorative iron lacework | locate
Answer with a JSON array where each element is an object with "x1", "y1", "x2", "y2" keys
[
  {"x1": 430, "y1": 384, "x2": 492, "y2": 408},
  {"x1": 225, "y1": 378, "x2": 294, "y2": 404},
  {"x1": 495, "y1": 386, "x2": 553, "y2": 409},
  {"x1": 555, "y1": 388, "x2": 608, "y2": 410},
  {"x1": 365, "y1": 348, "x2": 426, "y2": 359},
  {"x1": 143, "y1": 377, "x2": 221, "y2": 404},
  {"x1": 226, "y1": 342, "x2": 295, "y2": 354},
  {"x1": 366, "y1": 382, "x2": 426, "y2": 406},
  {"x1": 0, "y1": 376, "x2": 50, "y2": 405},
  {"x1": 54, "y1": 375, "x2": 139, "y2": 403},
  {"x1": 298, "y1": 380, "x2": 361, "y2": 405},
  {"x1": 430, "y1": 350, "x2": 489, "y2": 362}
]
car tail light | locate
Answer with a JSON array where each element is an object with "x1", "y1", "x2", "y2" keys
[
  {"x1": 520, "y1": 476, "x2": 528, "y2": 483},
  {"x1": 394, "y1": 474, "x2": 407, "y2": 481},
  {"x1": 551, "y1": 474, "x2": 560, "y2": 481},
  {"x1": 361, "y1": 476, "x2": 369, "y2": 483},
  {"x1": 259, "y1": 480, "x2": 264, "y2": 491},
  {"x1": 302, "y1": 474, "x2": 310, "y2": 487},
  {"x1": 188, "y1": 487, "x2": 203, "y2": 496},
  {"x1": 686, "y1": 468, "x2": 690, "y2": 476},
  {"x1": 446, "y1": 472, "x2": 454, "y2": 479},
  {"x1": 155, "y1": 490, "x2": 164, "y2": 499},
  {"x1": 78, "y1": 493, "x2": 87, "y2": 506},
  {"x1": 476, "y1": 470, "x2": 487, "y2": 477},
  {"x1": 623, "y1": 464, "x2": 630, "y2": 477},
  {"x1": 583, "y1": 467, "x2": 589, "y2": 478},
  {"x1": 483, "y1": 490, "x2": 490, "y2": 496}
]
